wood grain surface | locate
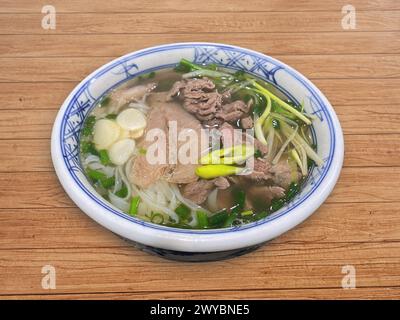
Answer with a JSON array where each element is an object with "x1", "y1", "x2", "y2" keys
[{"x1": 0, "y1": 0, "x2": 399, "y2": 300}]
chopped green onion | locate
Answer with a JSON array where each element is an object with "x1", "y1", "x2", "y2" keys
[
  {"x1": 81, "y1": 141, "x2": 99, "y2": 156},
  {"x1": 105, "y1": 114, "x2": 117, "y2": 120},
  {"x1": 115, "y1": 185, "x2": 128, "y2": 198},
  {"x1": 138, "y1": 147, "x2": 147, "y2": 155},
  {"x1": 100, "y1": 176, "x2": 115, "y2": 189},
  {"x1": 174, "y1": 58, "x2": 202, "y2": 73},
  {"x1": 87, "y1": 168, "x2": 106, "y2": 181},
  {"x1": 138, "y1": 71, "x2": 156, "y2": 81},
  {"x1": 241, "y1": 210, "x2": 254, "y2": 216},
  {"x1": 87, "y1": 169, "x2": 115, "y2": 189},
  {"x1": 223, "y1": 212, "x2": 238, "y2": 227},
  {"x1": 208, "y1": 210, "x2": 228, "y2": 227},
  {"x1": 98, "y1": 149, "x2": 111, "y2": 166},
  {"x1": 175, "y1": 203, "x2": 191, "y2": 221},
  {"x1": 272, "y1": 118, "x2": 280, "y2": 129},
  {"x1": 82, "y1": 116, "x2": 96, "y2": 136},
  {"x1": 196, "y1": 211, "x2": 209, "y2": 228},
  {"x1": 270, "y1": 182, "x2": 300, "y2": 212},
  {"x1": 150, "y1": 212, "x2": 164, "y2": 224},
  {"x1": 232, "y1": 188, "x2": 246, "y2": 210},
  {"x1": 128, "y1": 196, "x2": 141, "y2": 216},
  {"x1": 254, "y1": 149, "x2": 262, "y2": 158},
  {"x1": 99, "y1": 96, "x2": 110, "y2": 108},
  {"x1": 252, "y1": 211, "x2": 269, "y2": 221}
]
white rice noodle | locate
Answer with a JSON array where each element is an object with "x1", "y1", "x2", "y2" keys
[
  {"x1": 108, "y1": 191, "x2": 130, "y2": 212},
  {"x1": 117, "y1": 165, "x2": 132, "y2": 201},
  {"x1": 130, "y1": 182, "x2": 179, "y2": 222},
  {"x1": 83, "y1": 154, "x2": 100, "y2": 165},
  {"x1": 112, "y1": 166, "x2": 122, "y2": 194},
  {"x1": 83, "y1": 155, "x2": 115, "y2": 177},
  {"x1": 124, "y1": 156, "x2": 208, "y2": 224},
  {"x1": 188, "y1": 211, "x2": 198, "y2": 227}
]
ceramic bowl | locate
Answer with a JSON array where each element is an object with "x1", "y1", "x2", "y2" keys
[{"x1": 51, "y1": 43, "x2": 344, "y2": 261}]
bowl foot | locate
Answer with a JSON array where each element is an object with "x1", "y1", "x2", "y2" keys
[{"x1": 120, "y1": 237, "x2": 263, "y2": 262}]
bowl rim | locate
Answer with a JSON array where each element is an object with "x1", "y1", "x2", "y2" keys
[{"x1": 51, "y1": 42, "x2": 344, "y2": 252}]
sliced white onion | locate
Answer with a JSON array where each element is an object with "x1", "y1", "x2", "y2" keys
[
  {"x1": 130, "y1": 128, "x2": 144, "y2": 139},
  {"x1": 118, "y1": 129, "x2": 130, "y2": 140},
  {"x1": 116, "y1": 108, "x2": 147, "y2": 131},
  {"x1": 93, "y1": 119, "x2": 120, "y2": 150},
  {"x1": 108, "y1": 138, "x2": 136, "y2": 165}
]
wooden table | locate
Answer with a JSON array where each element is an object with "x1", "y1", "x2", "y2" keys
[{"x1": 1, "y1": 0, "x2": 399, "y2": 300}]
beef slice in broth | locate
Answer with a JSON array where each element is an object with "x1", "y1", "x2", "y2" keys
[
  {"x1": 129, "y1": 97, "x2": 169, "y2": 188},
  {"x1": 130, "y1": 92, "x2": 208, "y2": 188}
]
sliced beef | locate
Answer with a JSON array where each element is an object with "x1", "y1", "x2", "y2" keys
[
  {"x1": 129, "y1": 99, "x2": 168, "y2": 188},
  {"x1": 181, "y1": 177, "x2": 230, "y2": 204},
  {"x1": 241, "y1": 158, "x2": 272, "y2": 183},
  {"x1": 270, "y1": 160, "x2": 300, "y2": 189},
  {"x1": 219, "y1": 122, "x2": 243, "y2": 149},
  {"x1": 166, "y1": 80, "x2": 186, "y2": 101},
  {"x1": 167, "y1": 78, "x2": 251, "y2": 125},
  {"x1": 215, "y1": 100, "x2": 251, "y2": 122},
  {"x1": 214, "y1": 176, "x2": 230, "y2": 190},
  {"x1": 130, "y1": 92, "x2": 208, "y2": 188},
  {"x1": 241, "y1": 116, "x2": 253, "y2": 129},
  {"x1": 254, "y1": 138, "x2": 268, "y2": 156},
  {"x1": 219, "y1": 122, "x2": 268, "y2": 161},
  {"x1": 110, "y1": 82, "x2": 157, "y2": 110},
  {"x1": 246, "y1": 185, "x2": 286, "y2": 209},
  {"x1": 163, "y1": 96, "x2": 209, "y2": 184}
]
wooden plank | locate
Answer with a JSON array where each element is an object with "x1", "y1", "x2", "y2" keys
[
  {"x1": 0, "y1": 12, "x2": 399, "y2": 35},
  {"x1": 0, "y1": 109, "x2": 56, "y2": 140},
  {"x1": 1, "y1": 55, "x2": 399, "y2": 83},
  {"x1": 0, "y1": 242, "x2": 399, "y2": 294},
  {"x1": 1, "y1": 32, "x2": 399, "y2": 57},
  {"x1": 2, "y1": 286, "x2": 400, "y2": 299},
  {"x1": 344, "y1": 134, "x2": 400, "y2": 166},
  {"x1": 0, "y1": 79, "x2": 398, "y2": 111},
  {"x1": 1, "y1": 134, "x2": 398, "y2": 172},
  {"x1": 314, "y1": 78, "x2": 400, "y2": 106},
  {"x1": 0, "y1": 167, "x2": 399, "y2": 209},
  {"x1": 1, "y1": 202, "x2": 400, "y2": 250},
  {"x1": 2, "y1": 0, "x2": 399, "y2": 13}
]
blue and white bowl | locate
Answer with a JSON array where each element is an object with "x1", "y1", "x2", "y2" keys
[{"x1": 51, "y1": 43, "x2": 344, "y2": 261}]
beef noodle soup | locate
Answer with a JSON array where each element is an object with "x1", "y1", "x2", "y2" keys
[{"x1": 80, "y1": 59, "x2": 323, "y2": 229}]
